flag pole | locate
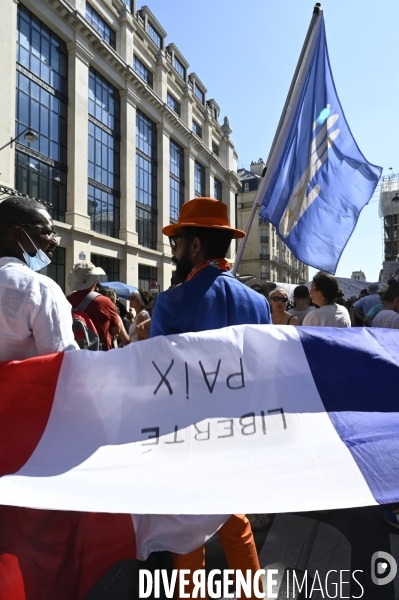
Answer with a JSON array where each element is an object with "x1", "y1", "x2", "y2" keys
[{"x1": 232, "y1": 3, "x2": 322, "y2": 276}]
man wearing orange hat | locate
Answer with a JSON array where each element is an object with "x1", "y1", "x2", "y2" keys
[{"x1": 150, "y1": 198, "x2": 271, "y2": 598}]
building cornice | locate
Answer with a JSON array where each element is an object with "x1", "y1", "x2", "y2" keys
[{"x1": 44, "y1": 0, "x2": 237, "y2": 180}]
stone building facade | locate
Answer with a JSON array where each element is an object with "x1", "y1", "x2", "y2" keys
[
  {"x1": 236, "y1": 160, "x2": 308, "y2": 284},
  {"x1": 0, "y1": 0, "x2": 239, "y2": 292},
  {"x1": 351, "y1": 270, "x2": 366, "y2": 282}
]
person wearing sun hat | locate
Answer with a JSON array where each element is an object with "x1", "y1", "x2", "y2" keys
[
  {"x1": 67, "y1": 261, "x2": 129, "y2": 350},
  {"x1": 150, "y1": 198, "x2": 271, "y2": 599},
  {"x1": 151, "y1": 197, "x2": 271, "y2": 336}
]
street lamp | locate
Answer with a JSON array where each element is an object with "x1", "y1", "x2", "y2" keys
[{"x1": 0, "y1": 128, "x2": 38, "y2": 152}]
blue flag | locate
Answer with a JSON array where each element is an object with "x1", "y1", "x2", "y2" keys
[{"x1": 258, "y1": 15, "x2": 382, "y2": 274}]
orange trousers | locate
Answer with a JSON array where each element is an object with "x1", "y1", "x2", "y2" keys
[{"x1": 171, "y1": 514, "x2": 263, "y2": 599}]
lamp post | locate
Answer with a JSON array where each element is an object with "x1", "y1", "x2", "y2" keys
[{"x1": 0, "y1": 128, "x2": 38, "y2": 152}]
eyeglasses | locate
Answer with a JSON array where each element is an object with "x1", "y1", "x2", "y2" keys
[
  {"x1": 169, "y1": 235, "x2": 194, "y2": 250},
  {"x1": 270, "y1": 296, "x2": 288, "y2": 303},
  {"x1": 19, "y1": 223, "x2": 60, "y2": 240}
]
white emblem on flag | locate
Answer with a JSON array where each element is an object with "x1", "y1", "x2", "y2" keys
[{"x1": 279, "y1": 107, "x2": 340, "y2": 238}]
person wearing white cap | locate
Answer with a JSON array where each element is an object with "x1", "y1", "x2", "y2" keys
[{"x1": 67, "y1": 261, "x2": 129, "y2": 350}]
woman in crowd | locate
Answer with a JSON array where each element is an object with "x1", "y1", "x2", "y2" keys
[
  {"x1": 371, "y1": 279, "x2": 399, "y2": 328},
  {"x1": 303, "y1": 272, "x2": 351, "y2": 327},
  {"x1": 269, "y1": 288, "x2": 299, "y2": 326},
  {"x1": 129, "y1": 289, "x2": 153, "y2": 342}
]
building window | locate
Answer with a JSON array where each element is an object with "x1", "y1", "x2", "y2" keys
[
  {"x1": 170, "y1": 139, "x2": 184, "y2": 222},
  {"x1": 45, "y1": 246, "x2": 65, "y2": 291},
  {"x1": 194, "y1": 162, "x2": 205, "y2": 198},
  {"x1": 212, "y1": 141, "x2": 219, "y2": 156},
  {"x1": 15, "y1": 4, "x2": 68, "y2": 222},
  {"x1": 88, "y1": 68, "x2": 120, "y2": 238},
  {"x1": 214, "y1": 177, "x2": 222, "y2": 201},
  {"x1": 192, "y1": 120, "x2": 202, "y2": 138},
  {"x1": 91, "y1": 254, "x2": 120, "y2": 282},
  {"x1": 194, "y1": 84, "x2": 204, "y2": 104},
  {"x1": 121, "y1": 0, "x2": 133, "y2": 11},
  {"x1": 167, "y1": 92, "x2": 180, "y2": 116},
  {"x1": 147, "y1": 22, "x2": 161, "y2": 48},
  {"x1": 213, "y1": 107, "x2": 218, "y2": 120},
  {"x1": 86, "y1": 3, "x2": 116, "y2": 49},
  {"x1": 139, "y1": 264, "x2": 157, "y2": 291},
  {"x1": 174, "y1": 57, "x2": 185, "y2": 80},
  {"x1": 133, "y1": 55, "x2": 153, "y2": 88},
  {"x1": 16, "y1": 4, "x2": 68, "y2": 95},
  {"x1": 136, "y1": 109, "x2": 157, "y2": 249}
]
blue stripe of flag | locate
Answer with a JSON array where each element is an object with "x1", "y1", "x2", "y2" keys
[{"x1": 298, "y1": 327, "x2": 399, "y2": 504}]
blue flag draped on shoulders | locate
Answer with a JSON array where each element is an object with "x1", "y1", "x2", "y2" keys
[{"x1": 258, "y1": 13, "x2": 382, "y2": 274}]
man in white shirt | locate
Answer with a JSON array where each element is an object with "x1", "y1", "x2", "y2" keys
[
  {"x1": 303, "y1": 271, "x2": 351, "y2": 328},
  {"x1": 0, "y1": 196, "x2": 78, "y2": 361}
]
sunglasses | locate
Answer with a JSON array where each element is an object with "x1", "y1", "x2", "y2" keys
[
  {"x1": 169, "y1": 235, "x2": 194, "y2": 250},
  {"x1": 19, "y1": 223, "x2": 59, "y2": 240},
  {"x1": 270, "y1": 296, "x2": 288, "y2": 303}
]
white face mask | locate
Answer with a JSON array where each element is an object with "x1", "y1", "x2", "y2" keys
[{"x1": 18, "y1": 229, "x2": 51, "y2": 271}]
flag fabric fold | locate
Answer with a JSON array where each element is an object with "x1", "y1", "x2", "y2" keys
[{"x1": 258, "y1": 13, "x2": 382, "y2": 274}]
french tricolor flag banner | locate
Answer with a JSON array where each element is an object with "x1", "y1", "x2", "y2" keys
[
  {"x1": 0, "y1": 325, "x2": 399, "y2": 598},
  {"x1": 1, "y1": 324, "x2": 398, "y2": 514}
]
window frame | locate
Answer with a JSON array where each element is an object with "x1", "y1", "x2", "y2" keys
[
  {"x1": 15, "y1": 4, "x2": 68, "y2": 221},
  {"x1": 136, "y1": 109, "x2": 158, "y2": 249},
  {"x1": 85, "y1": 3, "x2": 116, "y2": 50},
  {"x1": 169, "y1": 139, "x2": 184, "y2": 222},
  {"x1": 173, "y1": 56, "x2": 185, "y2": 80},
  {"x1": 214, "y1": 177, "x2": 222, "y2": 201},
  {"x1": 194, "y1": 83, "x2": 204, "y2": 104},
  {"x1": 192, "y1": 120, "x2": 202, "y2": 139},
  {"x1": 194, "y1": 161, "x2": 205, "y2": 198},
  {"x1": 147, "y1": 22, "x2": 162, "y2": 48},
  {"x1": 167, "y1": 92, "x2": 181, "y2": 117},
  {"x1": 133, "y1": 55, "x2": 153, "y2": 88},
  {"x1": 88, "y1": 68, "x2": 120, "y2": 239}
]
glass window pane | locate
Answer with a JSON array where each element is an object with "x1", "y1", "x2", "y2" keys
[
  {"x1": 31, "y1": 55, "x2": 41, "y2": 76},
  {"x1": 18, "y1": 91, "x2": 29, "y2": 125},
  {"x1": 18, "y1": 46, "x2": 30, "y2": 68},
  {"x1": 40, "y1": 105, "x2": 49, "y2": 136},
  {"x1": 19, "y1": 18, "x2": 30, "y2": 49}
]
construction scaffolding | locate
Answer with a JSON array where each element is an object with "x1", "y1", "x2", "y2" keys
[{"x1": 379, "y1": 174, "x2": 399, "y2": 267}]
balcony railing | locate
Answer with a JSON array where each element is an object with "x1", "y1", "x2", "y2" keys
[{"x1": 259, "y1": 253, "x2": 270, "y2": 260}]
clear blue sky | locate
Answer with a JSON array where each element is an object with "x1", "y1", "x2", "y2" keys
[{"x1": 139, "y1": 0, "x2": 399, "y2": 282}]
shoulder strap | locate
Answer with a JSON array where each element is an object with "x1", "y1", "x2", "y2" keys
[
  {"x1": 287, "y1": 315, "x2": 293, "y2": 324},
  {"x1": 76, "y1": 291, "x2": 100, "y2": 312}
]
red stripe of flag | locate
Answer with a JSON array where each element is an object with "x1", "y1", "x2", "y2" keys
[
  {"x1": 0, "y1": 354, "x2": 136, "y2": 600},
  {"x1": 0, "y1": 353, "x2": 63, "y2": 476}
]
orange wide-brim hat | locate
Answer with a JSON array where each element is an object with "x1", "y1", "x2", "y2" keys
[{"x1": 162, "y1": 197, "x2": 246, "y2": 239}]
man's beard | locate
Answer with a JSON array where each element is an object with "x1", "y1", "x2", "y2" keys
[{"x1": 172, "y1": 246, "x2": 194, "y2": 284}]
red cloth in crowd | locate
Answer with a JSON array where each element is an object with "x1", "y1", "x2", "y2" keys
[{"x1": 68, "y1": 291, "x2": 119, "y2": 351}]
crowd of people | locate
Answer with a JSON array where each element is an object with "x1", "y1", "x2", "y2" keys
[
  {"x1": 252, "y1": 276, "x2": 399, "y2": 330},
  {"x1": 0, "y1": 193, "x2": 398, "y2": 598}
]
